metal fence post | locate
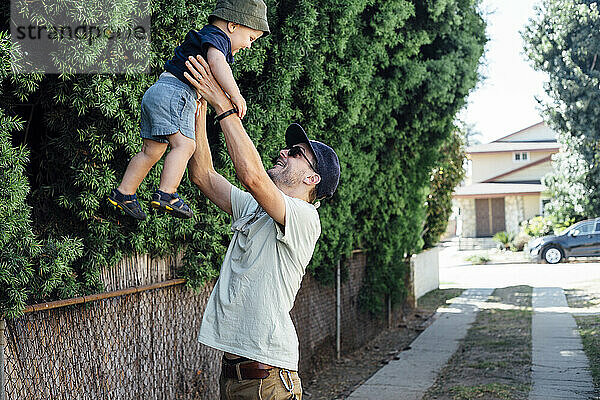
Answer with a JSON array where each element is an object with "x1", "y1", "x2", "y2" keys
[
  {"x1": 387, "y1": 295, "x2": 392, "y2": 329},
  {"x1": 1, "y1": 318, "x2": 5, "y2": 400},
  {"x1": 336, "y1": 259, "x2": 341, "y2": 360}
]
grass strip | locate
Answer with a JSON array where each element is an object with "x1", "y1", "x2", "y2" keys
[
  {"x1": 417, "y1": 288, "x2": 465, "y2": 313},
  {"x1": 450, "y1": 383, "x2": 530, "y2": 400},
  {"x1": 423, "y1": 285, "x2": 533, "y2": 400}
]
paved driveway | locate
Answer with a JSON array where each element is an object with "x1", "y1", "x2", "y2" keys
[{"x1": 439, "y1": 244, "x2": 600, "y2": 290}]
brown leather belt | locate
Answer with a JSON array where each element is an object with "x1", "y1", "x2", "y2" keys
[{"x1": 222, "y1": 357, "x2": 274, "y2": 380}]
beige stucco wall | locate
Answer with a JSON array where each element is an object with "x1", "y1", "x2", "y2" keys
[
  {"x1": 411, "y1": 247, "x2": 440, "y2": 301},
  {"x1": 471, "y1": 150, "x2": 556, "y2": 183},
  {"x1": 500, "y1": 123, "x2": 556, "y2": 142},
  {"x1": 523, "y1": 195, "x2": 541, "y2": 220},
  {"x1": 496, "y1": 160, "x2": 553, "y2": 182},
  {"x1": 456, "y1": 198, "x2": 475, "y2": 238}
]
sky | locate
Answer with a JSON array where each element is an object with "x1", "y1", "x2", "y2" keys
[{"x1": 459, "y1": 0, "x2": 550, "y2": 143}]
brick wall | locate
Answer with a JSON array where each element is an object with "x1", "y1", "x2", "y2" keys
[{"x1": 291, "y1": 251, "x2": 403, "y2": 378}]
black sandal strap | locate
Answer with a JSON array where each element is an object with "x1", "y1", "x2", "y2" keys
[
  {"x1": 122, "y1": 193, "x2": 137, "y2": 201},
  {"x1": 113, "y1": 189, "x2": 137, "y2": 202},
  {"x1": 156, "y1": 190, "x2": 174, "y2": 202},
  {"x1": 155, "y1": 191, "x2": 191, "y2": 212}
]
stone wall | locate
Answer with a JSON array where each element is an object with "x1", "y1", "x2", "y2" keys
[
  {"x1": 505, "y1": 195, "x2": 525, "y2": 234},
  {"x1": 456, "y1": 197, "x2": 476, "y2": 237}
]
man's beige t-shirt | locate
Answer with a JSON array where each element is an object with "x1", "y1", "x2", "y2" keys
[{"x1": 198, "y1": 186, "x2": 321, "y2": 370}]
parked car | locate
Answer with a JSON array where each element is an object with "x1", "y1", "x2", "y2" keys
[{"x1": 527, "y1": 218, "x2": 600, "y2": 264}]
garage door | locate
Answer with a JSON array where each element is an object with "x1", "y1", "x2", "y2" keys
[{"x1": 475, "y1": 198, "x2": 506, "y2": 237}]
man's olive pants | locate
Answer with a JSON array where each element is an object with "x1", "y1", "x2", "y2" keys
[{"x1": 219, "y1": 365, "x2": 302, "y2": 400}]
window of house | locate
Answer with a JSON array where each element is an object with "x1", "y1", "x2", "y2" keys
[
  {"x1": 513, "y1": 151, "x2": 530, "y2": 163},
  {"x1": 541, "y1": 199, "x2": 551, "y2": 215}
]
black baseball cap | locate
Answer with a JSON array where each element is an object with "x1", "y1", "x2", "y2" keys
[{"x1": 285, "y1": 123, "x2": 340, "y2": 199}]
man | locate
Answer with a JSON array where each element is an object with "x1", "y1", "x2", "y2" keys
[{"x1": 183, "y1": 55, "x2": 340, "y2": 399}]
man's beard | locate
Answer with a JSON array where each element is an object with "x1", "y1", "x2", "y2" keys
[{"x1": 267, "y1": 158, "x2": 304, "y2": 188}]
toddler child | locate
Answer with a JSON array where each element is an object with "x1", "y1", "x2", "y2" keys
[{"x1": 108, "y1": 0, "x2": 269, "y2": 220}]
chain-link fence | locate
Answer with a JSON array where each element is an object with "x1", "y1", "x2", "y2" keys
[
  {"x1": 2, "y1": 280, "x2": 221, "y2": 400},
  {"x1": 1, "y1": 251, "x2": 403, "y2": 399}
]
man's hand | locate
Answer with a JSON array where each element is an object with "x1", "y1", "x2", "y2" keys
[{"x1": 184, "y1": 56, "x2": 232, "y2": 115}]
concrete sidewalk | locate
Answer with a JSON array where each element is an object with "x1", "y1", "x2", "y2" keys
[
  {"x1": 529, "y1": 287, "x2": 595, "y2": 399},
  {"x1": 346, "y1": 288, "x2": 494, "y2": 400},
  {"x1": 346, "y1": 286, "x2": 597, "y2": 400}
]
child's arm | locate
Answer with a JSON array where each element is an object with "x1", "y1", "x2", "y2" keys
[
  {"x1": 206, "y1": 47, "x2": 246, "y2": 119},
  {"x1": 187, "y1": 96, "x2": 233, "y2": 214}
]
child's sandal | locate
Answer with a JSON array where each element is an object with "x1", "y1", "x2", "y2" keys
[
  {"x1": 108, "y1": 189, "x2": 147, "y2": 220},
  {"x1": 150, "y1": 190, "x2": 194, "y2": 219}
]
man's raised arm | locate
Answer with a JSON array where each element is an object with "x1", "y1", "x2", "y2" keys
[
  {"x1": 187, "y1": 98, "x2": 233, "y2": 215},
  {"x1": 184, "y1": 56, "x2": 286, "y2": 225}
]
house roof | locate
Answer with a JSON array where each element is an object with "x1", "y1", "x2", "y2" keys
[
  {"x1": 493, "y1": 121, "x2": 547, "y2": 142},
  {"x1": 453, "y1": 182, "x2": 546, "y2": 198},
  {"x1": 482, "y1": 155, "x2": 553, "y2": 183},
  {"x1": 467, "y1": 141, "x2": 559, "y2": 154}
]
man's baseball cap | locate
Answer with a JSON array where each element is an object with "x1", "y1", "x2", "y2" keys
[
  {"x1": 209, "y1": 0, "x2": 270, "y2": 36},
  {"x1": 285, "y1": 123, "x2": 340, "y2": 200}
]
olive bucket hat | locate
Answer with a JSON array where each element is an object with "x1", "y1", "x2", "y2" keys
[
  {"x1": 285, "y1": 123, "x2": 341, "y2": 200},
  {"x1": 209, "y1": 0, "x2": 270, "y2": 36}
]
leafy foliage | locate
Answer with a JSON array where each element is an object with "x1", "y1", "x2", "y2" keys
[
  {"x1": 465, "y1": 253, "x2": 491, "y2": 265},
  {"x1": 423, "y1": 128, "x2": 467, "y2": 249},
  {"x1": 523, "y1": 0, "x2": 600, "y2": 222},
  {"x1": 2, "y1": 0, "x2": 485, "y2": 316},
  {"x1": 520, "y1": 214, "x2": 575, "y2": 238},
  {"x1": 510, "y1": 232, "x2": 531, "y2": 252},
  {"x1": 492, "y1": 231, "x2": 514, "y2": 250},
  {"x1": 541, "y1": 137, "x2": 589, "y2": 224},
  {"x1": 0, "y1": 33, "x2": 83, "y2": 318}
]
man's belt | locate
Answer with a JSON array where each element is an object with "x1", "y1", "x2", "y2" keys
[{"x1": 222, "y1": 357, "x2": 274, "y2": 380}]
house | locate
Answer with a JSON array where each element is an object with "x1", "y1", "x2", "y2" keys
[{"x1": 453, "y1": 121, "x2": 559, "y2": 238}]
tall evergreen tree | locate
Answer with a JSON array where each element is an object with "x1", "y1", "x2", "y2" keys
[
  {"x1": 524, "y1": 0, "x2": 600, "y2": 220},
  {"x1": 422, "y1": 128, "x2": 466, "y2": 249}
]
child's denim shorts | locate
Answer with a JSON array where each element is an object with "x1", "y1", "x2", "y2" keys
[{"x1": 140, "y1": 72, "x2": 197, "y2": 143}]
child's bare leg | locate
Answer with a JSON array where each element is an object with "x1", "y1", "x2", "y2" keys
[
  {"x1": 158, "y1": 131, "x2": 196, "y2": 198},
  {"x1": 118, "y1": 139, "x2": 168, "y2": 195}
]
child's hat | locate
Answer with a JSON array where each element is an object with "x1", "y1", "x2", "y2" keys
[{"x1": 209, "y1": 0, "x2": 270, "y2": 36}]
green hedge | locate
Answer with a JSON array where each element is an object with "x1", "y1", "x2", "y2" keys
[
  {"x1": 423, "y1": 128, "x2": 466, "y2": 249},
  {"x1": 1, "y1": 0, "x2": 485, "y2": 316},
  {"x1": 0, "y1": 32, "x2": 84, "y2": 318}
]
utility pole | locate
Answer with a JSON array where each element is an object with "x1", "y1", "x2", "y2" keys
[{"x1": 0, "y1": 318, "x2": 5, "y2": 400}]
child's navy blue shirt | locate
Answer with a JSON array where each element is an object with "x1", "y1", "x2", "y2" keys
[{"x1": 164, "y1": 25, "x2": 234, "y2": 87}]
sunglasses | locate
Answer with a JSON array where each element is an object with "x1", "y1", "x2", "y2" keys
[{"x1": 286, "y1": 145, "x2": 318, "y2": 173}]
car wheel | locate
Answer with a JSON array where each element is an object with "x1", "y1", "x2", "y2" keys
[{"x1": 543, "y1": 245, "x2": 563, "y2": 264}]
